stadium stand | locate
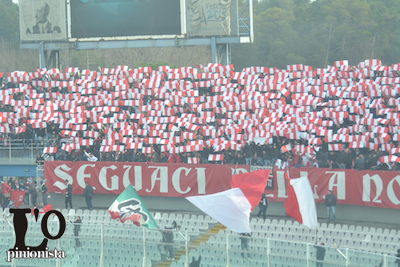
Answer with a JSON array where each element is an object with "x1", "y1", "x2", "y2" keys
[
  {"x1": 1, "y1": 207, "x2": 398, "y2": 267},
  {"x1": 0, "y1": 60, "x2": 399, "y2": 171},
  {"x1": 0, "y1": 60, "x2": 400, "y2": 266}
]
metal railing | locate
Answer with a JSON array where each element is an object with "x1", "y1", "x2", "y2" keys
[
  {"x1": 0, "y1": 138, "x2": 49, "y2": 165},
  {"x1": 0, "y1": 219, "x2": 398, "y2": 267}
]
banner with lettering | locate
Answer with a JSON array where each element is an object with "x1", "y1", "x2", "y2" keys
[
  {"x1": 44, "y1": 162, "x2": 400, "y2": 209},
  {"x1": 44, "y1": 161, "x2": 250, "y2": 197},
  {"x1": 269, "y1": 168, "x2": 400, "y2": 209}
]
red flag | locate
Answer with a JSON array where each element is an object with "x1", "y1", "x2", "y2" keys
[{"x1": 10, "y1": 191, "x2": 26, "y2": 208}]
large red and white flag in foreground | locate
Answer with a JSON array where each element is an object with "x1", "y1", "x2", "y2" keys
[
  {"x1": 186, "y1": 169, "x2": 270, "y2": 233},
  {"x1": 284, "y1": 175, "x2": 318, "y2": 228}
]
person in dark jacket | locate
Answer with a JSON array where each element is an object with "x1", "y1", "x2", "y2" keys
[
  {"x1": 314, "y1": 242, "x2": 326, "y2": 267},
  {"x1": 82, "y1": 182, "x2": 93, "y2": 210},
  {"x1": 41, "y1": 181, "x2": 49, "y2": 206},
  {"x1": 64, "y1": 180, "x2": 73, "y2": 209},
  {"x1": 189, "y1": 255, "x2": 201, "y2": 267},
  {"x1": 239, "y1": 233, "x2": 252, "y2": 260},
  {"x1": 162, "y1": 222, "x2": 177, "y2": 260},
  {"x1": 395, "y1": 248, "x2": 400, "y2": 267},
  {"x1": 29, "y1": 181, "x2": 38, "y2": 207},
  {"x1": 257, "y1": 193, "x2": 268, "y2": 220},
  {"x1": 325, "y1": 190, "x2": 337, "y2": 222},
  {"x1": 243, "y1": 143, "x2": 254, "y2": 165},
  {"x1": 354, "y1": 154, "x2": 366, "y2": 170},
  {"x1": 71, "y1": 216, "x2": 82, "y2": 247}
]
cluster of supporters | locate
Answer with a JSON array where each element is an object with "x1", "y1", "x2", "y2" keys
[
  {"x1": 1, "y1": 59, "x2": 400, "y2": 171},
  {"x1": 0, "y1": 177, "x2": 48, "y2": 209}
]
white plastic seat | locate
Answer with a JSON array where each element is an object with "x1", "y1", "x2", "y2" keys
[{"x1": 68, "y1": 209, "x2": 76, "y2": 216}]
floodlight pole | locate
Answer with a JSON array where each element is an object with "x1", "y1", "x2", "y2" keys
[{"x1": 39, "y1": 42, "x2": 47, "y2": 69}]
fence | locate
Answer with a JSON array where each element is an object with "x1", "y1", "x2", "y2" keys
[
  {"x1": 0, "y1": 215, "x2": 398, "y2": 267},
  {"x1": 0, "y1": 138, "x2": 48, "y2": 165}
]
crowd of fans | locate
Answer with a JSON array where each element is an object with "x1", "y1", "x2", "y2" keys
[{"x1": 1, "y1": 59, "x2": 400, "y2": 171}]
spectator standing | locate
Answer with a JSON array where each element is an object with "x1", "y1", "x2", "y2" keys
[
  {"x1": 71, "y1": 216, "x2": 82, "y2": 247},
  {"x1": 9, "y1": 178, "x2": 16, "y2": 191},
  {"x1": 314, "y1": 242, "x2": 326, "y2": 267},
  {"x1": 189, "y1": 255, "x2": 201, "y2": 267},
  {"x1": 270, "y1": 144, "x2": 279, "y2": 166},
  {"x1": 162, "y1": 226, "x2": 175, "y2": 260},
  {"x1": 243, "y1": 142, "x2": 254, "y2": 165},
  {"x1": 41, "y1": 181, "x2": 48, "y2": 206},
  {"x1": 18, "y1": 178, "x2": 26, "y2": 191},
  {"x1": 45, "y1": 122, "x2": 54, "y2": 145},
  {"x1": 396, "y1": 249, "x2": 400, "y2": 267},
  {"x1": 82, "y1": 182, "x2": 94, "y2": 210},
  {"x1": 354, "y1": 154, "x2": 366, "y2": 170},
  {"x1": 2, "y1": 181, "x2": 12, "y2": 208},
  {"x1": 337, "y1": 149, "x2": 349, "y2": 169},
  {"x1": 36, "y1": 154, "x2": 44, "y2": 165},
  {"x1": 55, "y1": 151, "x2": 65, "y2": 161},
  {"x1": 64, "y1": 179, "x2": 73, "y2": 209},
  {"x1": 255, "y1": 143, "x2": 264, "y2": 166},
  {"x1": 239, "y1": 233, "x2": 252, "y2": 260},
  {"x1": 257, "y1": 193, "x2": 268, "y2": 220},
  {"x1": 325, "y1": 190, "x2": 337, "y2": 223},
  {"x1": 29, "y1": 181, "x2": 38, "y2": 207}
]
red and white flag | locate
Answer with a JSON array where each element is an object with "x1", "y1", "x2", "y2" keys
[
  {"x1": 284, "y1": 173, "x2": 317, "y2": 228},
  {"x1": 187, "y1": 157, "x2": 200, "y2": 164},
  {"x1": 43, "y1": 147, "x2": 57, "y2": 154},
  {"x1": 186, "y1": 169, "x2": 270, "y2": 233},
  {"x1": 208, "y1": 154, "x2": 224, "y2": 161},
  {"x1": 378, "y1": 155, "x2": 400, "y2": 164}
]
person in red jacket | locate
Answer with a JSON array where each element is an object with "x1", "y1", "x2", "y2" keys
[{"x1": 2, "y1": 181, "x2": 12, "y2": 208}]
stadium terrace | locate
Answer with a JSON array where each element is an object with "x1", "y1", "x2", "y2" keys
[{"x1": 1, "y1": 59, "x2": 400, "y2": 171}]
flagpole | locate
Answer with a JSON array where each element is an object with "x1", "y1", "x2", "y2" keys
[{"x1": 142, "y1": 228, "x2": 147, "y2": 267}]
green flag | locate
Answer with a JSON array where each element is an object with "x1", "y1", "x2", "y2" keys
[{"x1": 108, "y1": 184, "x2": 158, "y2": 228}]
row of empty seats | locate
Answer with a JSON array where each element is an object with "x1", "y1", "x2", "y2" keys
[{"x1": 0, "y1": 208, "x2": 398, "y2": 266}]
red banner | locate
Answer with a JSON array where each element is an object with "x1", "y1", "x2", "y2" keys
[
  {"x1": 267, "y1": 167, "x2": 400, "y2": 209},
  {"x1": 44, "y1": 161, "x2": 250, "y2": 197},
  {"x1": 44, "y1": 162, "x2": 400, "y2": 209}
]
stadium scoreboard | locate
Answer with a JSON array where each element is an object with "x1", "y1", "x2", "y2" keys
[{"x1": 19, "y1": 0, "x2": 240, "y2": 43}]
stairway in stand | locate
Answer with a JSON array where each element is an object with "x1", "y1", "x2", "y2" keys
[{"x1": 154, "y1": 224, "x2": 227, "y2": 267}]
